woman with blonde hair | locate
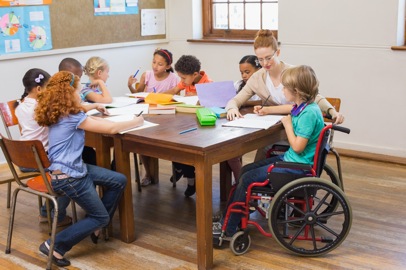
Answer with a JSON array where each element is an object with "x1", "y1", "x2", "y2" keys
[{"x1": 35, "y1": 71, "x2": 143, "y2": 267}]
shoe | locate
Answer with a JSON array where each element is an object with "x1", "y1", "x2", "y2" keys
[
  {"x1": 212, "y1": 211, "x2": 223, "y2": 222},
  {"x1": 90, "y1": 232, "x2": 99, "y2": 244},
  {"x1": 140, "y1": 177, "x2": 151, "y2": 187},
  {"x1": 184, "y1": 184, "x2": 196, "y2": 197},
  {"x1": 39, "y1": 242, "x2": 71, "y2": 267},
  {"x1": 57, "y1": 216, "x2": 72, "y2": 227},
  {"x1": 212, "y1": 222, "x2": 222, "y2": 236},
  {"x1": 170, "y1": 169, "x2": 183, "y2": 183}
]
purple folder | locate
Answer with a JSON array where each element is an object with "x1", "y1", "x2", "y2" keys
[{"x1": 195, "y1": 81, "x2": 236, "y2": 108}]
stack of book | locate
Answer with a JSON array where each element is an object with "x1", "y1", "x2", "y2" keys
[{"x1": 148, "y1": 106, "x2": 176, "y2": 114}]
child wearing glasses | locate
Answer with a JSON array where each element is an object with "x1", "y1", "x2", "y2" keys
[
  {"x1": 213, "y1": 65, "x2": 325, "y2": 240},
  {"x1": 81, "y1": 56, "x2": 113, "y2": 103}
]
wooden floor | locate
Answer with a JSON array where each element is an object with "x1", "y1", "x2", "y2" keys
[{"x1": 0, "y1": 152, "x2": 405, "y2": 270}]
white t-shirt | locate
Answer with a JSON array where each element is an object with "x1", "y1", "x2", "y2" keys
[
  {"x1": 265, "y1": 73, "x2": 287, "y2": 105},
  {"x1": 15, "y1": 97, "x2": 49, "y2": 151}
]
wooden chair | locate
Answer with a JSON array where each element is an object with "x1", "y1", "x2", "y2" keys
[
  {"x1": 0, "y1": 100, "x2": 40, "y2": 208},
  {"x1": 325, "y1": 97, "x2": 344, "y2": 187},
  {"x1": 0, "y1": 135, "x2": 77, "y2": 270}
]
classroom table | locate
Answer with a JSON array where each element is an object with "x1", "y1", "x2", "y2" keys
[{"x1": 86, "y1": 110, "x2": 286, "y2": 270}]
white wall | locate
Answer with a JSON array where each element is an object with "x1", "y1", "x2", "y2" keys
[{"x1": 0, "y1": 0, "x2": 405, "y2": 163}]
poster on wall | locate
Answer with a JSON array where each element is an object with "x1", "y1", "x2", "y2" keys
[
  {"x1": 0, "y1": 5, "x2": 52, "y2": 54},
  {"x1": 141, "y1": 9, "x2": 165, "y2": 36},
  {"x1": 0, "y1": 0, "x2": 52, "y2": 6},
  {"x1": 94, "y1": 0, "x2": 138, "y2": 16}
]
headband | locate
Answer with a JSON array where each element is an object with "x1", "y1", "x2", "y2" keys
[
  {"x1": 70, "y1": 73, "x2": 74, "y2": 86},
  {"x1": 159, "y1": 49, "x2": 172, "y2": 64}
]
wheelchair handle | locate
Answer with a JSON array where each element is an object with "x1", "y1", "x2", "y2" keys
[{"x1": 332, "y1": 124, "x2": 351, "y2": 134}]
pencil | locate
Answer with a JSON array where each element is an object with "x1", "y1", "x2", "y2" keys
[
  {"x1": 136, "y1": 110, "x2": 143, "y2": 117},
  {"x1": 133, "y1": 68, "x2": 140, "y2": 78},
  {"x1": 179, "y1": 127, "x2": 197, "y2": 134},
  {"x1": 260, "y1": 95, "x2": 271, "y2": 109}
]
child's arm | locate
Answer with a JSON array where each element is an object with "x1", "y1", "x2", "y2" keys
[
  {"x1": 79, "y1": 114, "x2": 144, "y2": 134},
  {"x1": 135, "y1": 72, "x2": 147, "y2": 92},
  {"x1": 164, "y1": 86, "x2": 182, "y2": 95},
  {"x1": 281, "y1": 115, "x2": 308, "y2": 153},
  {"x1": 85, "y1": 80, "x2": 113, "y2": 103},
  {"x1": 81, "y1": 103, "x2": 109, "y2": 115},
  {"x1": 254, "y1": 104, "x2": 293, "y2": 115}
]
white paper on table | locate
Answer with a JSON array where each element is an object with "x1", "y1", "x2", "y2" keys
[
  {"x1": 119, "y1": 121, "x2": 159, "y2": 134},
  {"x1": 98, "y1": 96, "x2": 141, "y2": 108},
  {"x1": 222, "y1": 114, "x2": 284, "y2": 129},
  {"x1": 106, "y1": 104, "x2": 149, "y2": 116},
  {"x1": 126, "y1": 92, "x2": 150, "y2": 98},
  {"x1": 172, "y1": 95, "x2": 199, "y2": 105}
]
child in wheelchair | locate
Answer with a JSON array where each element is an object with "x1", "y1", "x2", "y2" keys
[{"x1": 213, "y1": 65, "x2": 325, "y2": 243}]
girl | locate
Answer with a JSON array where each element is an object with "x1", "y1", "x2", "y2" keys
[
  {"x1": 82, "y1": 56, "x2": 113, "y2": 103},
  {"x1": 234, "y1": 55, "x2": 262, "y2": 107},
  {"x1": 213, "y1": 65, "x2": 325, "y2": 239},
  {"x1": 15, "y1": 68, "x2": 73, "y2": 227},
  {"x1": 35, "y1": 71, "x2": 144, "y2": 267},
  {"x1": 127, "y1": 49, "x2": 180, "y2": 186},
  {"x1": 127, "y1": 48, "x2": 179, "y2": 93},
  {"x1": 226, "y1": 30, "x2": 344, "y2": 124}
]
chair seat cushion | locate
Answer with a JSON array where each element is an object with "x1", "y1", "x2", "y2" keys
[{"x1": 26, "y1": 173, "x2": 51, "y2": 193}]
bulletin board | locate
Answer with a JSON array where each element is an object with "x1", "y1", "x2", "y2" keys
[{"x1": 49, "y1": 0, "x2": 165, "y2": 50}]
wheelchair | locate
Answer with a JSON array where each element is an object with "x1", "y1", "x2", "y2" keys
[{"x1": 214, "y1": 124, "x2": 352, "y2": 256}]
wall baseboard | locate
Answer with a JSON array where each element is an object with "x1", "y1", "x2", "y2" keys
[{"x1": 336, "y1": 148, "x2": 406, "y2": 166}]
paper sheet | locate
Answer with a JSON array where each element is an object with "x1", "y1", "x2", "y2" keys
[{"x1": 222, "y1": 114, "x2": 284, "y2": 129}]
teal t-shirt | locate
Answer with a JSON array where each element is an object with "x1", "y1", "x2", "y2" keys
[{"x1": 284, "y1": 102, "x2": 324, "y2": 164}]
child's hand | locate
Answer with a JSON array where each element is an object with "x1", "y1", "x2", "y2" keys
[
  {"x1": 128, "y1": 76, "x2": 138, "y2": 87},
  {"x1": 227, "y1": 109, "x2": 243, "y2": 120},
  {"x1": 96, "y1": 105, "x2": 109, "y2": 115},
  {"x1": 253, "y1": 105, "x2": 268, "y2": 115},
  {"x1": 281, "y1": 114, "x2": 292, "y2": 127}
]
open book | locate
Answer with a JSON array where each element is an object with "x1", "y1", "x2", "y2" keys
[
  {"x1": 222, "y1": 113, "x2": 284, "y2": 129},
  {"x1": 104, "y1": 114, "x2": 158, "y2": 133}
]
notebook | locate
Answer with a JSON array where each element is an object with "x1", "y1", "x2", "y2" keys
[{"x1": 195, "y1": 81, "x2": 236, "y2": 108}]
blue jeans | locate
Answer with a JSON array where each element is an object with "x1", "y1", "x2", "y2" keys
[
  {"x1": 223, "y1": 155, "x2": 283, "y2": 236},
  {"x1": 46, "y1": 164, "x2": 126, "y2": 256}
]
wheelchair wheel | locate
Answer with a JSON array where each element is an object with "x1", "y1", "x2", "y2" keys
[
  {"x1": 230, "y1": 231, "x2": 251, "y2": 256},
  {"x1": 268, "y1": 178, "x2": 352, "y2": 256},
  {"x1": 316, "y1": 164, "x2": 342, "y2": 216}
]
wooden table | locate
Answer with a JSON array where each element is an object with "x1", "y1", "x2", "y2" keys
[{"x1": 86, "y1": 111, "x2": 285, "y2": 269}]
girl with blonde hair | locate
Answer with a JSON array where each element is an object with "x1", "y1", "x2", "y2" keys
[{"x1": 82, "y1": 56, "x2": 113, "y2": 103}]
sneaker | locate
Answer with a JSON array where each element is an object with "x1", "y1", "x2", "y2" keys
[
  {"x1": 212, "y1": 222, "x2": 223, "y2": 236},
  {"x1": 140, "y1": 177, "x2": 151, "y2": 187},
  {"x1": 212, "y1": 211, "x2": 223, "y2": 222},
  {"x1": 170, "y1": 169, "x2": 183, "y2": 183},
  {"x1": 184, "y1": 184, "x2": 196, "y2": 197}
]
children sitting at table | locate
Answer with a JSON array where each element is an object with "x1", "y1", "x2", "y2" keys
[{"x1": 81, "y1": 56, "x2": 113, "y2": 103}]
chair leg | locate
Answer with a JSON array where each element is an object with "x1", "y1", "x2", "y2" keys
[
  {"x1": 6, "y1": 181, "x2": 11, "y2": 208},
  {"x1": 6, "y1": 187, "x2": 20, "y2": 254},
  {"x1": 70, "y1": 200, "x2": 77, "y2": 223},
  {"x1": 133, "y1": 153, "x2": 141, "y2": 192},
  {"x1": 46, "y1": 197, "x2": 59, "y2": 270},
  {"x1": 45, "y1": 198, "x2": 52, "y2": 234},
  {"x1": 171, "y1": 163, "x2": 177, "y2": 188}
]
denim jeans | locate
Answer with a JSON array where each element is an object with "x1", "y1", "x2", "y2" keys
[
  {"x1": 46, "y1": 164, "x2": 126, "y2": 255},
  {"x1": 223, "y1": 155, "x2": 289, "y2": 236},
  {"x1": 19, "y1": 166, "x2": 70, "y2": 222}
]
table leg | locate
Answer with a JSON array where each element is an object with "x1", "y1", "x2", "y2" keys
[
  {"x1": 114, "y1": 136, "x2": 136, "y2": 243},
  {"x1": 194, "y1": 157, "x2": 213, "y2": 270}
]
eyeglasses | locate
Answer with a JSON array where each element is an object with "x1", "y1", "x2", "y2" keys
[{"x1": 256, "y1": 51, "x2": 277, "y2": 65}]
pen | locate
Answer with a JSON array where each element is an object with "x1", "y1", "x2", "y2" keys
[
  {"x1": 133, "y1": 68, "x2": 140, "y2": 78},
  {"x1": 179, "y1": 127, "x2": 197, "y2": 134},
  {"x1": 136, "y1": 110, "x2": 143, "y2": 117},
  {"x1": 153, "y1": 87, "x2": 157, "y2": 93},
  {"x1": 260, "y1": 95, "x2": 271, "y2": 109}
]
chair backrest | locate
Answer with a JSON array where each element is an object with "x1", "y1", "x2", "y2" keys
[
  {"x1": 324, "y1": 97, "x2": 341, "y2": 122},
  {"x1": 0, "y1": 100, "x2": 20, "y2": 139},
  {"x1": 0, "y1": 134, "x2": 54, "y2": 195}
]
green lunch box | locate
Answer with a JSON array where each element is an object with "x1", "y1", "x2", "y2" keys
[{"x1": 196, "y1": 108, "x2": 217, "y2": 126}]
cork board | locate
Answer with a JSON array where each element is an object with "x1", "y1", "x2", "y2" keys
[{"x1": 49, "y1": 0, "x2": 165, "y2": 50}]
